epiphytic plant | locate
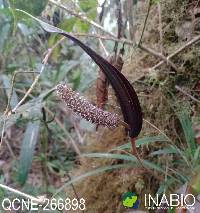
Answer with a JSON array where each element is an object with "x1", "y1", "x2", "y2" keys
[
  {"x1": 15, "y1": 11, "x2": 143, "y2": 160},
  {"x1": 40, "y1": 21, "x2": 143, "y2": 159}
]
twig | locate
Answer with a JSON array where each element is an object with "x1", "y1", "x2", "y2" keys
[
  {"x1": 0, "y1": 183, "x2": 63, "y2": 212},
  {"x1": 0, "y1": 183, "x2": 45, "y2": 203},
  {"x1": 138, "y1": 0, "x2": 152, "y2": 45},
  {"x1": 49, "y1": 0, "x2": 116, "y2": 38},
  {"x1": 72, "y1": 32, "x2": 132, "y2": 45},
  {"x1": 70, "y1": 32, "x2": 177, "y2": 70},
  {"x1": 71, "y1": 0, "x2": 109, "y2": 57},
  {"x1": 143, "y1": 118, "x2": 172, "y2": 142},
  {"x1": 175, "y1": 85, "x2": 200, "y2": 104},
  {"x1": 158, "y1": 3, "x2": 163, "y2": 54},
  {"x1": 131, "y1": 33, "x2": 200, "y2": 82},
  {"x1": 116, "y1": 0, "x2": 123, "y2": 39},
  {"x1": 126, "y1": 0, "x2": 136, "y2": 40},
  {"x1": 99, "y1": 0, "x2": 107, "y2": 23},
  {"x1": 1, "y1": 36, "x2": 65, "y2": 153},
  {"x1": 114, "y1": 0, "x2": 123, "y2": 53},
  {"x1": 66, "y1": 174, "x2": 81, "y2": 203},
  {"x1": 98, "y1": 38, "x2": 109, "y2": 56},
  {"x1": 5, "y1": 138, "x2": 16, "y2": 159},
  {"x1": 152, "y1": 34, "x2": 200, "y2": 70},
  {"x1": 138, "y1": 44, "x2": 178, "y2": 72},
  {"x1": 0, "y1": 119, "x2": 6, "y2": 148},
  {"x1": 10, "y1": 37, "x2": 65, "y2": 113},
  {"x1": 143, "y1": 118, "x2": 191, "y2": 167},
  {"x1": 4, "y1": 71, "x2": 40, "y2": 115},
  {"x1": 11, "y1": 62, "x2": 46, "y2": 113}
]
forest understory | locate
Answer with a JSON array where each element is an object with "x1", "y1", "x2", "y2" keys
[{"x1": 0, "y1": 0, "x2": 200, "y2": 213}]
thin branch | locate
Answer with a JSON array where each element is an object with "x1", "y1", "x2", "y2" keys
[
  {"x1": 0, "y1": 183, "x2": 45, "y2": 204},
  {"x1": 0, "y1": 119, "x2": 6, "y2": 148},
  {"x1": 71, "y1": 32, "x2": 178, "y2": 71},
  {"x1": 175, "y1": 85, "x2": 200, "y2": 104},
  {"x1": 116, "y1": 0, "x2": 123, "y2": 39},
  {"x1": 131, "y1": 33, "x2": 200, "y2": 82},
  {"x1": 158, "y1": 2, "x2": 163, "y2": 54},
  {"x1": 66, "y1": 174, "x2": 81, "y2": 202},
  {"x1": 138, "y1": 0, "x2": 152, "y2": 45},
  {"x1": 72, "y1": 32, "x2": 132, "y2": 44},
  {"x1": 1, "y1": 37, "x2": 65, "y2": 152},
  {"x1": 138, "y1": 44, "x2": 178, "y2": 72},
  {"x1": 143, "y1": 118, "x2": 172, "y2": 142},
  {"x1": 4, "y1": 71, "x2": 40, "y2": 115},
  {"x1": 98, "y1": 38, "x2": 109, "y2": 56},
  {"x1": 126, "y1": 0, "x2": 136, "y2": 40},
  {"x1": 10, "y1": 37, "x2": 65, "y2": 113},
  {"x1": 113, "y1": 0, "x2": 123, "y2": 53},
  {"x1": 153, "y1": 34, "x2": 200, "y2": 70},
  {"x1": 143, "y1": 118, "x2": 191, "y2": 167},
  {"x1": 5, "y1": 138, "x2": 16, "y2": 159},
  {"x1": 49, "y1": 0, "x2": 116, "y2": 37}
]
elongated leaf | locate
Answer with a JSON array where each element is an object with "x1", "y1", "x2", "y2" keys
[
  {"x1": 112, "y1": 135, "x2": 170, "y2": 150},
  {"x1": 81, "y1": 152, "x2": 184, "y2": 183},
  {"x1": 18, "y1": 120, "x2": 40, "y2": 185},
  {"x1": 12, "y1": 0, "x2": 48, "y2": 16},
  {"x1": 191, "y1": 169, "x2": 200, "y2": 194},
  {"x1": 54, "y1": 151, "x2": 182, "y2": 196},
  {"x1": 82, "y1": 153, "x2": 166, "y2": 173},
  {"x1": 177, "y1": 110, "x2": 196, "y2": 156},
  {"x1": 15, "y1": 9, "x2": 143, "y2": 138},
  {"x1": 0, "y1": 87, "x2": 53, "y2": 132},
  {"x1": 0, "y1": 8, "x2": 13, "y2": 49},
  {"x1": 1, "y1": 75, "x2": 19, "y2": 110},
  {"x1": 150, "y1": 146, "x2": 178, "y2": 156},
  {"x1": 193, "y1": 147, "x2": 200, "y2": 166},
  {"x1": 156, "y1": 178, "x2": 174, "y2": 196}
]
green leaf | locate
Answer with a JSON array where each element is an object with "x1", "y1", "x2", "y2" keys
[
  {"x1": 193, "y1": 147, "x2": 200, "y2": 167},
  {"x1": 71, "y1": 69, "x2": 81, "y2": 90},
  {"x1": 58, "y1": 18, "x2": 76, "y2": 32},
  {"x1": 78, "y1": 0, "x2": 97, "y2": 13},
  {"x1": 151, "y1": 0, "x2": 160, "y2": 4},
  {"x1": 11, "y1": 0, "x2": 48, "y2": 16},
  {"x1": 112, "y1": 135, "x2": 170, "y2": 150},
  {"x1": 47, "y1": 34, "x2": 61, "y2": 62},
  {"x1": 1, "y1": 75, "x2": 19, "y2": 109},
  {"x1": 81, "y1": 153, "x2": 166, "y2": 173},
  {"x1": 75, "y1": 20, "x2": 90, "y2": 33},
  {"x1": 57, "y1": 60, "x2": 80, "y2": 83},
  {"x1": 0, "y1": 98, "x2": 43, "y2": 132},
  {"x1": 177, "y1": 110, "x2": 196, "y2": 156},
  {"x1": 191, "y1": 170, "x2": 200, "y2": 194},
  {"x1": 87, "y1": 9, "x2": 97, "y2": 20},
  {"x1": 0, "y1": 9, "x2": 13, "y2": 49},
  {"x1": 53, "y1": 150, "x2": 182, "y2": 196},
  {"x1": 81, "y1": 153, "x2": 183, "y2": 183},
  {"x1": 150, "y1": 146, "x2": 178, "y2": 156},
  {"x1": 156, "y1": 178, "x2": 174, "y2": 196},
  {"x1": 18, "y1": 120, "x2": 40, "y2": 185}
]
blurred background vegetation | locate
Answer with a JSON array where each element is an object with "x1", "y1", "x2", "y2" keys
[{"x1": 0, "y1": 0, "x2": 200, "y2": 212}]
